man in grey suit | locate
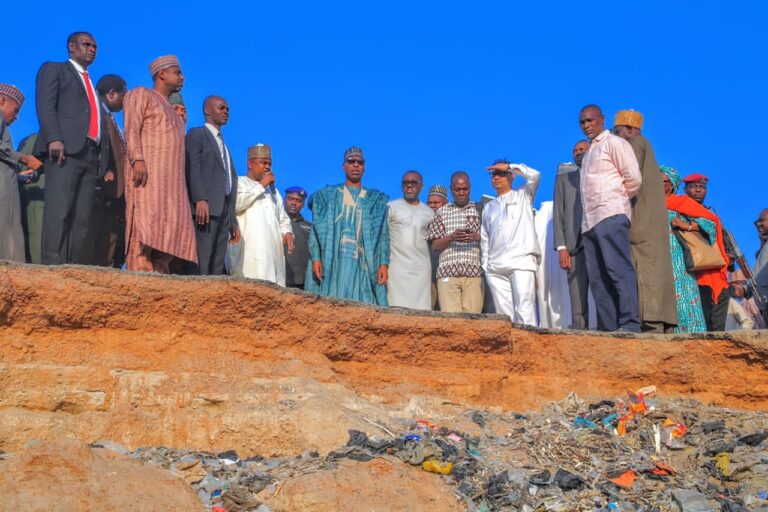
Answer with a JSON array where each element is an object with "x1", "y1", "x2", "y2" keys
[
  {"x1": 553, "y1": 140, "x2": 590, "y2": 329},
  {"x1": 185, "y1": 96, "x2": 240, "y2": 275}
]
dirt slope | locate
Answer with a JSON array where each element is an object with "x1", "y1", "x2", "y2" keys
[{"x1": 0, "y1": 262, "x2": 766, "y2": 456}]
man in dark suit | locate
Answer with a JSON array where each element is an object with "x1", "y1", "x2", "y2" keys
[
  {"x1": 553, "y1": 140, "x2": 590, "y2": 329},
  {"x1": 35, "y1": 31, "x2": 110, "y2": 264},
  {"x1": 185, "y1": 95, "x2": 239, "y2": 274},
  {"x1": 85, "y1": 74, "x2": 127, "y2": 267}
]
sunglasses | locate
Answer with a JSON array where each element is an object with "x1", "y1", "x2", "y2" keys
[
  {"x1": 402, "y1": 180, "x2": 422, "y2": 186},
  {"x1": 491, "y1": 171, "x2": 511, "y2": 177},
  {"x1": 345, "y1": 158, "x2": 365, "y2": 165}
]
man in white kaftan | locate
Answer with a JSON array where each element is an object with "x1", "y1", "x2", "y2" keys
[
  {"x1": 534, "y1": 201, "x2": 573, "y2": 329},
  {"x1": 387, "y1": 171, "x2": 434, "y2": 310},
  {"x1": 228, "y1": 144, "x2": 293, "y2": 285},
  {"x1": 481, "y1": 162, "x2": 541, "y2": 326}
]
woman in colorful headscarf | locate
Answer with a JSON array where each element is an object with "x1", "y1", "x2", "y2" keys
[{"x1": 661, "y1": 165, "x2": 729, "y2": 333}]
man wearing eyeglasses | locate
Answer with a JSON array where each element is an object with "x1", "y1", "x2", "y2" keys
[
  {"x1": 386, "y1": 170, "x2": 434, "y2": 310},
  {"x1": 305, "y1": 146, "x2": 390, "y2": 305}
]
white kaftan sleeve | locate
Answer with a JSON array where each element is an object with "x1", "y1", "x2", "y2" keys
[
  {"x1": 276, "y1": 192, "x2": 293, "y2": 236},
  {"x1": 510, "y1": 163, "x2": 541, "y2": 205},
  {"x1": 235, "y1": 178, "x2": 267, "y2": 215}
]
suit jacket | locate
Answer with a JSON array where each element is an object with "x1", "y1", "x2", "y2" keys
[
  {"x1": 553, "y1": 163, "x2": 583, "y2": 254},
  {"x1": 185, "y1": 126, "x2": 238, "y2": 226},
  {"x1": 33, "y1": 60, "x2": 109, "y2": 175},
  {"x1": 99, "y1": 107, "x2": 126, "y2": 199}
]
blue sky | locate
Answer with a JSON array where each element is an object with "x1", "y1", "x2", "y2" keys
[{"x1": 7, "y1": 1, "x2": 768, "y2": 263}]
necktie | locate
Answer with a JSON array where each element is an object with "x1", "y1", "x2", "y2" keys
[
  {"x1": 218, "y1": 132, "x2": 232, "y2": 195},
  {"x1": 81, "y1": 71, "x2": 99, "y2": 140}
]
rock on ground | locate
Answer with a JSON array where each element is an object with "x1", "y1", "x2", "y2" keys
[{"x1": 0, "y1": 440, "x2": 204, "y2": 512}]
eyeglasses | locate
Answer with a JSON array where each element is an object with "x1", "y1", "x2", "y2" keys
[
  {"x1": 402, "y1": 180, "x2": 422, "y2": 186},
  {"x1": 345, "y1": 158, "x2": 365, "y2": 165}
]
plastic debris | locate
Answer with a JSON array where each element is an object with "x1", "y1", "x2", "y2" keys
[
  {"x1": 422, "y1": 459, "x2": 453, "y2": 475},
  {"x1": 660, "y1": 417, "x2": 687, "y2": 449},
  {"x1": 607, "y1": 469, "x2": 637, "y2": 489},
  {"x1": 75, "y1": 389, "x2": 767, "y2": 512}
]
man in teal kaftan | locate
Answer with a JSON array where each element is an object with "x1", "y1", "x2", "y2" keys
[{"x1": 305, "y1": 146, "x2": 390, "y2": 305}]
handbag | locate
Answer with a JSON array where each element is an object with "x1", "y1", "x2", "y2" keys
[{"x1": 674, "y1": 229, "x2": 726, "y2": 272}]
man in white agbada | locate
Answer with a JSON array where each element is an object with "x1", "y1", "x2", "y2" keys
[
  {"x1": 228, "y1": 144, "x2": 294, "y2": 284},
  {"x1": 481, "y1": 161, "x2": 541, "y2": 325},
  {"x1": 387, "y1": 170, "x2": 434, "y2": 309}
]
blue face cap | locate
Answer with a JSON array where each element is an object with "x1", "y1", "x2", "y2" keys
[{"x1": 284, "y1": 186, "x2": 306, "y2": 199}]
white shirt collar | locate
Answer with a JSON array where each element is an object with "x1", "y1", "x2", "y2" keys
[
  {"x1": 205, "y1": 123, "x2": 221, "y2": 137},
  {"x1": 68, "y1": 59, "x2": 87, "y2": 74},
  {"x1": 592, "y1": 129, "x2": 611, "y2": 143}
]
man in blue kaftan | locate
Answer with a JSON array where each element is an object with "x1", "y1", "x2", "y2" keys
[{"x1": 305, "y1": 146, "x2": 390, "y2": 305}]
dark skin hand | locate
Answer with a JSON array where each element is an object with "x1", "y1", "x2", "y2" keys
[
  {"x1": 312, "y1": 260, "x2": 323, "y2": 281},
  {"x1": 283, "y1": 233, "x2": 295, "y2": 254},
  {"x1": 20, "y1": 154, "x2": 43, "y2": 171},
  {"x1": 377, "y1": 264, "x2": 388, "y2": 285},
  {"x1": 260, "y1": 171, "x2": 275, "y2": 189},
  {"x1": 671, "y1": 216, "x2": 700, "y2": 232},
  {"x1": 558, "y1": 249, "x2": 572, "y2": 272},
  {"x1": 195, "y1": 200, "x2": 210, "y2": 225},
  {"x1": 229, "y1": 226, "x2": 241, "y2": 244},
  {"x1": 48, "y1": 141, "x2": 66, "y2": 165},
  {"x1": 431, "y1": 229, "x2": 480, "y2": 251},
  {"x1": 132, "y1": 160, "x2": 148, "y2": 187}
]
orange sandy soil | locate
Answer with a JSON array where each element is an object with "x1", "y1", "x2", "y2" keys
[{"x1": 0, "y1": 262, "x2": 766, "y2": 456}]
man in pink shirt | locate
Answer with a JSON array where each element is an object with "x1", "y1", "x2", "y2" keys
[{"x1": 579, "y1": 105, "x2": 642, "y2": 332}]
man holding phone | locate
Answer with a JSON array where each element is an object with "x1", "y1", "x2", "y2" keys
[{"x1": 427, "y1": 171, "x2": 484, "y2": 313}]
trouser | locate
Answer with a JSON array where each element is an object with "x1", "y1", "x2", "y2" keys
[
  {"x1": 481, "y1": 276, "x2": 497, "y2": 314},
  {"x1": 431, "y1": 281, "x2": 439, "y2": 310},
  {"x1": 567, "y1": 249, "x2": 590, "y2": 330},
  {"x1": 437, "y1": 276, "x2": 484, "y2": 313},
  {"x1": 583, "y1": 214, "x2": 640, "y2": 332},
  {"x1": 485, "y1": 269, "x2": 537, "y2": 326},
  {"x1": 19, "y1": 176, "x2": 46, "y2": 264},
  {"x1": 194, "y1": 197, "x2": 232, "y2": 275},
  {"x1": 0, "y1": 166, "x2": 25, "y2": 262},
  {"x1": 86, "y1": 196, "x2": 125, "y2": 268},
  {"x1": 41, "y1": 141, "x2": 99, "y2": 264},
  {"x1": 126, "y1": 239, "x2": 174, "y2": 274},
  {"x1": 699, "y1": 285, "x2": 729, "y2": 332}
]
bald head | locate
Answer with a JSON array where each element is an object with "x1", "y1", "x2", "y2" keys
[
  {"x1": 580, "y1": 104, "x2": 605, "y2": 140},
  {"x1": 203, "y1": 95, "x2": 229, "y2": 129}
]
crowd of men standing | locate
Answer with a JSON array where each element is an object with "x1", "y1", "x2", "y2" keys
[{"x1": 0, "y1": 32, "x2": 766, "y2": 334}]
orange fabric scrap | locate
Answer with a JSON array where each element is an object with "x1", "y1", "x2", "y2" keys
[
  {"x1": 608, "y1": 470, "x2": 637, "y2": 489},
  {"x1": 649, "y1": 462, "x2": 677, "y2": 476}
]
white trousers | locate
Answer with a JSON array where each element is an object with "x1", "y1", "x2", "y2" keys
[{"x1": 486, "y1": 269, "x2": 537, "y2": 326}]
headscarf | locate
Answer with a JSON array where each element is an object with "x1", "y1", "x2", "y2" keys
[
  {"x1": 666, "y1": 194, "x2": 730, "y2": 303},
  {"x1": 660, "y1": 165, "x2": 682, "y2": 191}
]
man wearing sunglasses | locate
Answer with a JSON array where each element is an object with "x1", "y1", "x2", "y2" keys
[
  {"x1": 481, "y1": 160, "x2": 541, "y2": 325},
  {"x1": 305, "y1": 146, "x2": 390, "y2": 305}
]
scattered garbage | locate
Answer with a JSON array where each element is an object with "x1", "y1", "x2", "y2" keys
[{"x1": 58, "y1": 387, "x2": 768, "y2": 511}]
